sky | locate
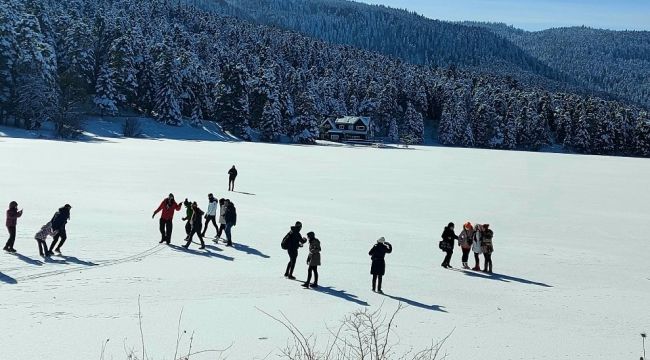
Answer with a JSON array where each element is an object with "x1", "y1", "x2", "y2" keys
[{"x1": 356, "y1": 0, "x2": 650, "y2": 31}]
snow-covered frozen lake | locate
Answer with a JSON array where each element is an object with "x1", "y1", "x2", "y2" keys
[{"x1": 1, "y1": 133, "x2": 649, "y2": 359}]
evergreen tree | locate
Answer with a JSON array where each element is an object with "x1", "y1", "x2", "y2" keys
[
  {"x1": 93, "y1": 64, "x2": 119, "y2": 115},
  {"x1": 153, "y1": 43, "x2": 183, "y2": 126},
  {"x1": 215, "y1": 63, "x2": 250, "y2": 138},
  {"x1": 400, "y1": 102, "x2": 424, "y2": 145}
]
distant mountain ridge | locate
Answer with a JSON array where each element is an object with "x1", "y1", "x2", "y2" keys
[{"x1": 190, "y1": 0, "x2": 649, "y2": 108}]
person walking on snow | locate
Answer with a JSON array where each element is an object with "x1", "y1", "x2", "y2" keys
[
  {"x1": 223, "y1": 199, "x2": 237, "y2": 247},
  {"x1": 228, "y1": 166, "x2": 238, "y2": 191},
  {"x1": 369, "y1": 237, "x2": 392, "y2": 294},
  {"x1": 183, "y1": 202, "x2": 206, "y2": 249},
  {"x1": 471, "y1": 224, "x2": 484, "y2": 271},
  {"x1": 282, "y1": 221, "x2": 306, "y2": 280},
  {"x1": 481, "y1": 224, "x2": 494, "y2": 273},
  {"x1": 152, "y1": 194, "x2": 183, "y2": 244},
  {"x1": 182, "y1": 199, "x2": 193, "y2": 237},
  {"x1": 202, "y1": 194, "x2": 219, "y2": 237},
  {"x1": 302, "y1": 232, "x2": 321, "y2": 289},
  {"x1": 458, "y1": 222, "x2": 474, "y2": 269},
  {"x1": 215, "y1": 198, "x2": 227, "y2": 240},
  {"x1": 4, "y1": 201, "x2": 23, "y2": 253},
  {"x1": 49, "y1": 204, "x2": 72, "y2": 254},
  {"x1": 440, "y1": 222, "x2": 458, "y2": 269}
]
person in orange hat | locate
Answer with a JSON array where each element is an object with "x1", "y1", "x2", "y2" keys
[{"x1": 457, "y1": 222, "x2": 474, "y2": 269}]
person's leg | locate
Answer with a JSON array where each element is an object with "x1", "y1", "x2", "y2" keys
[
  {"x1": 217, "y1": 224, "x2": 225, "y2": 239},
  {"x1": 312, "y1": 266, "x2": 319, "y2": 286},
  {"x1": 442, "y1": 250, "x2": 452, "y2": 267},
  {"x1": 38, "y1": 240, "x2": 47, "y2": 256},
  {"x1": 303, "y1": 267, "x2": 312, "y2": 287},
  {"x1": 377, "y1": 275, "x2": 383, "y2": 293},
  {"x1": 483, "y1": 253, "x2": 490, "y2": 272},
  {"x1": 210, "y1": 217, "x2": 218, "y2": 233},
  {"x1": 225, "y1": 224, "x2": 233, "y2": 245},
  {"x1": 288, "y1": 252, "x2": 298, "y2": 278},
  {"x1": 165, "y1": 220, "x2": 173, "y2": 244},
  {"x1": 54, "y1": 229, "x2": 67, "y2": 251},
  {"x1": 473, "y1": 252, "x2": 481, "y2": 270},
  {"x1": 372, "y1": 274, "x2": 377, "y2": 291},
  {"x1": 159, "y1": 219, "x2": 166, "y2": 243},
  {"x1": 5, "y1": 226, "x2": 16, "y2": 250},
  {"x1": 197, "y1": 231, "x2": 205, "y2": 249},
  {"x1": 49, "y1": 233, "x2": 59, "y2": 253},
  {"x1": 185, "y1": 221, "x2": 192, "y2": 236},
  {"x1": 201, "y1": 217, "x2": 210, "y2": 237}
]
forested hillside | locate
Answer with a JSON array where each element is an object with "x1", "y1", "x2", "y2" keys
[
  {"x1": 1, "y1": 0, "x2": 649, "y2": 156},
  {"x1": 466, "y1": 23, "x2": 650, "y2": 108}
]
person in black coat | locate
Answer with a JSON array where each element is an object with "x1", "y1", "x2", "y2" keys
[
  {"x1": 369, "y1": 237, "x2": 392, "y2": 294},
  {"x1": 183, "y1": 202, "x2": 205, "y2": 250},
  {"x1": 228, "y1": 166, "x2": 238, "y2": 191},
  {"x1": 223, "y1": 199, "x2": 237, "y2": 247},
  {"x1": 49, "y1": 204, "x2": 71, "y2": 254},
  {"x1": 440, "y1": 222, "x2": 458, "y2": 269},
  {"x1": 282, "y1": 221, "x2": 306, "y2": 280}
]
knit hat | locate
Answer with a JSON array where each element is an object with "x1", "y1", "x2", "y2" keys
[
  {"x1": 377, "y1": 237, "x2": 386, "y2": 243},
  {"x1": 464, "y1": 222, "x2": 473, "y2": 230}
]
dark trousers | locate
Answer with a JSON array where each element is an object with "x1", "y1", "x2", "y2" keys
[
  {"x1": 185, "y1": 226, "x2": 205, "y2": 248},
  {"x1": 372, "y1": 274, "x2": 383, "y2": 291},
  {"x1": 4, "y1": 226, "x2": 16, "y2": 250},
  {"x1": 474, "y1": 252, "x2": 481, "y2": 267},
  {"x1": 461, "y1": 248, "x2": 471, "y2": 262},
  {"x1": 202, "y1": 216, "x2": 218, "y2": 236},
  {"x1": 306, "y1": 265, "x2": 319, "y2": 285},
  {"x1": 159, "y1": 219, "x2": 173, "y2": 244},
  {"x1": 285, "y1": 249, "x2": 298, "y2": 277},
  {"x1": 185, "y1": 221, "x2": 192, "y2": 235},
  {"x1": 224, "y1": 223, "x2": 233, "y2": 245},
  {"x1": 442, "y1": 250, "x2": 453, "y2": 266},
  {"x1": 37, "y1": 239, "x2": 49, "y2": 256},
  {"x1": 49, "y1": 227, "x2": 67, "y2": 252},
  {"x1": 484, "y1": 253, "x2": 493, "y2": 273},
  {"x1": 228, "y1": 177, "x2": 236, "y2": 191},
  {"x1": 217, "y1": 224, "x2": 226, "y2": 239}
]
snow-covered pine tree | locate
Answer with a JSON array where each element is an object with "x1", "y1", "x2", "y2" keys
[
  {"x1": 260, "y1": 98, "x2": 282, "y2": 142},
  {"x1": 109, "y1": 32, "x2": 137, "y2": 104},
  {"x1": 153, "y1": 43, "x2": 183, "y2": 126},
  {"x1": 400, "y1": 102, "x2": 424, "y2": 145},
  {"x1": 214, "y1": 62, "x2": 250, "y2": 138},
  {"x1": 0, "y1": 1, "x2": 18, "y2": 122},
  {"x1": 94, "y1": 64, "x2": 119, "y2": 115}
]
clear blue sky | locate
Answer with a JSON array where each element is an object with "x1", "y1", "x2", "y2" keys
[{"x1": 357, "y1": 0, "x2": 650, "y2": 31}]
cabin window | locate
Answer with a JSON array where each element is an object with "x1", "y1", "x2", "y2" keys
[
  {"x1": 356, "y1": 125, "x2": 366, "y2": 131},
  {"x1": 338, "y1": 125, "x2": 345, "y2": 130},
  {"x1": 331, "y1": 134, "x2": 340, "y2": 141}
]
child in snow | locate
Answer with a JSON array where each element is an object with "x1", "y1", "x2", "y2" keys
[
  {"x1": 228, "y1": 166, "x2": 238, "y2": 191},
  {"x1": 369, "y1": 237, "x2": 392, "y2": 294},
  {"x1": 440, "y1": 222, "x2": 458, "y2": 269},
  {"x1": 152, "y1": 194, "x2": 183, "y2": 244},
  {"x1": 182, "y1": 199, "x2": 193, "y2": 237},
  {"x1": 302, "y1": 232, "x2": 321, "y2": 289},
  {"x1": 4, "y1": 201, "x2": 23, "y2": 253},
  {"x1": 49, "y1": 204, "x2": 71, "y2": 254},
  {"x1": 457, "y1": 222, "x2": 474, "y2": 269},
  {"x1": 35, "y1": 223, "x2": 55, "y2": 257},
  {"x1": 481, "y1": 224, "x2": 494, "y2": 273},
  {"x1": 471, "y1": 224, "x2": 483, "y2": 271},
  {"x1": 202, "y1": 193, "x2": 219, "y2": 237},
  {"x1": 183, "y1": 202, "x2": 205, "y2": 250}
]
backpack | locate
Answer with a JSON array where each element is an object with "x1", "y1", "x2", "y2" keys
[{"x1": 281, "y1": 232, "x2": 290, "y2": 250}]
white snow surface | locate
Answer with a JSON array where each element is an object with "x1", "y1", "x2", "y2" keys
[{"x1": 1, "y1": 130, "x2": 649, "y2": 359}]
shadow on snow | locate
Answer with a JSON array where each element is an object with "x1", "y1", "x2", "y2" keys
[
  {"x1": 0, "y1": 272, "x2": 17, "y2": 284},
  {"x1": 453, "y1": 269, "x2": 552, "y2": 288},
  {"x1": 169, "y1": 244, "x2": 235, "y2": 261},
  {"x1": 382, "y1": 294, "x2": 447, "y2": 313}
]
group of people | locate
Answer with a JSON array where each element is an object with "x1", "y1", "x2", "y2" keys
[
  {"x1": 3, "y1": 201, "x2": 72, "y2": 257},
  {"x1": 279, "y1": 221, "x2": 395, "y2": 294},
  {"x1": 440, "y1": 222, "x2": 494, "y2": 273},
  {"x1": 152, "y1": 193, "x2": 237, "y2": 249}
]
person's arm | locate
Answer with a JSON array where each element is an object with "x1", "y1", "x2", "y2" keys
[
  {"x1": 368, "y1": 246, "x2": 375, "y2": 256},
  {"x1": 17, "y1": 210, "x2": 23, "y2": 218},
  {"x1": 174, "y1": 201, "x2": 183, "y2": 211},
  {"x1": 385, "y1": 243, "x2": 393, "y2": 253},
  {"x1": 152, "y1": 201, "x2": 164, "y2": 218}
]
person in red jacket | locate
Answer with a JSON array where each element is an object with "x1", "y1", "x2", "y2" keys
[{"x1": 152, "y1": 194, "x2": 183, "y2": 244}]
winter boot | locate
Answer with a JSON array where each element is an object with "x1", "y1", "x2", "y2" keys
[
  {"x1": 310, "y1": 283, "x2": 319, "y2": 289},
  {"x1": 301, "y1": 282, "x2": 309, "y2": 288}
]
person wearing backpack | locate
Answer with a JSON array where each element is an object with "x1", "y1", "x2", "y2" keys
[
  {"x1": 457, "y1": 222, "x2": 474, "y2": 269},
  {"x1": 440, "y1": 222, "x2": 458, "y2": 269},
  {"x1": 471, "y1": 224, "x2": 483, "y2": 271},
  {"x1": 282, "y1": 221, "x2": 306, "y2": 280},
  {"x1": 369, "y1": 237, "x2": 392, "y2": 294},
  {"x1": 183, "y1": 202, "x2": 206, "y2": 250},
  {"x1": 481, "y1": 224, "x2": 494, "y2": 273},
  {"x1": 302, "y1": 232, "x2": 321, "y2": 289}
]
